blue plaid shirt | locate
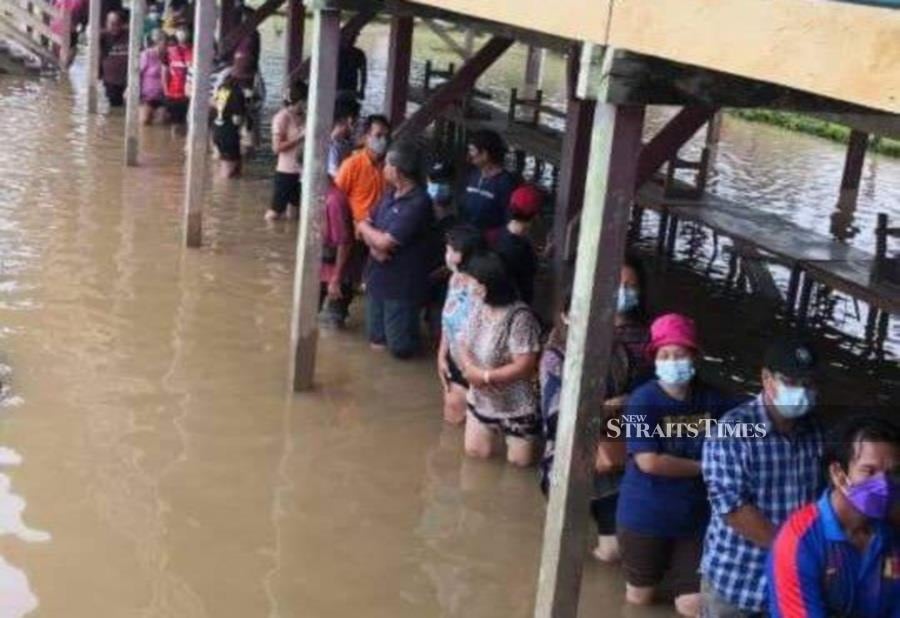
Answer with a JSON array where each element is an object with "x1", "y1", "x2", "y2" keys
[{"x1": 701, "y1": 395, "x2": 825, "y2": 612}]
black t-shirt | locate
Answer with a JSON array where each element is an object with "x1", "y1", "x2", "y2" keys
[
  {"x1": 337, "y1": 46, "x2": 366, "y2": 93},
  {"x1": 495, "y1": 230, "x2": 538, "y2": 305}
]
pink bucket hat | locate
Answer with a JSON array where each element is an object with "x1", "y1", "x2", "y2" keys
[{"x1": 647, "y1": 313, "x2": 699, "y2": 357}]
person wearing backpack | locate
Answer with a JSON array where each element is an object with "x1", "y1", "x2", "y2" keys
[{"x1": 456, "y1": 251, "x2": 541, "y2": 467}]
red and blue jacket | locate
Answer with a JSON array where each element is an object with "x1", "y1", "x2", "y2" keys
[{"x1": 768, "y1": 491, "x2": 900, "y2": 617}]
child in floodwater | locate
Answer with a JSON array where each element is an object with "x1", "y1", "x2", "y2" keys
[{"x1": 212, "y1": 74, "x2": 247, "y2": 179}]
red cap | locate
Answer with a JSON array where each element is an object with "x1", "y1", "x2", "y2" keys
[
  {"x1": 647, "y1": 313, "x2": 699, "y2": 357},
  {"x1": 509, "y1": 184, "x2": 544, "y2": 220}
]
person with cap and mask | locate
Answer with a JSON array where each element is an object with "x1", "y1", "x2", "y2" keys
[
  {"x1": 767, "y1": 414, "x2": 900, "y2": 618},
  {"x1": 495, "y1": 183, "x2": 543, "y2": 306},
  {"x1": 615, "y1": 313, "x2": 737, "y2": 617},
  {"x1": 700, "y1": 339, "x2": 826, "y2": 618}
]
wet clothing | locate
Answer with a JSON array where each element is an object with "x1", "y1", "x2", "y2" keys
[
  {"x1": 100, "y1": 29, "x2": 129, "y2": 87},
  {"x1": 231, "y1": 30, "x2": 260, "y2": 84},
  {"x1": 271, "y1": 108, "x2": 303, "y2": 175},
  {"x1": 164, "y1": 43, "x2": 192, "y2": 101},
  {"x1": 619, "y1": 528, "x2": 704, "y2": 595},
  {"x1": 335, "y1": 149, "x2": 385, "y2": 223},
  {"x1": 768, "y1": 491, "x2": 900, "y2": 618},
  {"x1": 366, "y1": 298, "x2": 420, "y2": 358},
  {"x1": 270, "y1": 172, "x2": 300, "y2": 214},
  {"x1": 495, "y1": 229, "x2": 537, "y2": 305},
  {"x1": 461, "y1": 168, "x2": 517, "y2": 234},
  {"x1": 139, "y1": 47, "x2": 165, "y2": 103},
  {"x1": 462, "y1": 302, "x2": 541, "y2": 435},
  {"x1": 365, "y1": 187, "x2": 434, "y2": 304},
  {"x1": 165, "y1": 98, "x2": 189, "y2": 124},
  {"x1": 336, "y1": 45, "x2": 366, "y2": 94},
  {"x1": 617, "y1": 380, "x2": 736, "y2": 538},
  {"x1": 212, "y1": 84, "x2": 246, "y2": 162},
  {"x1": 701, "y1": 395, "x2": 826, "y2": 613},
  {"x1": 320, "y1": 187, "x2": 354, "y2": 285},
  {"x1": 468, "y1": 405, "x2": 541, "y2": 439}
]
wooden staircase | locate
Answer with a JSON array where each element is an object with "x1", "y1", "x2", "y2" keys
[{"x1": 0, "y1": 0, "x2": 67, "y2": 74}]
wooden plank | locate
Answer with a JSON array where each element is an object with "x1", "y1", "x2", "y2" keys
[
  {"x1": 284, "y1": 0, "x2": 304, "y2": 83},
  {"x1": 218, "y1": 0, "x2": 285, "y2": 61},
  {"x1": 384, "y1": 14, "x2": 413, "y2": 126},
  {"x1": 181, "y1": 0, "x2": 215, "y2": 247},
  {"x1": 0, "y1": 16, "x2": 58, "y2": 64},
  {"x1": 813, "y1": 112, "x2": 900, "y2": 141},
  {"x1": 421, "y1": 18, "x2": 467, "y2": 59},
  {"x1": 285, "y1": 8, "x2": 376, "y2": 84},
  {"x1": 290, "y1": 6, "x2": 341, "y2": 391},
  {"x1": 523, "y1": 44, "x2": 544, "y2": 98},
  {"x1": 535, "y1": 47, "x2": 646, "y2": 617},
  {"x1": 219, "y1": 0, "x2": 238, "y2": 41},
  {"x1": 635, "y1": 106, "x2": 717, "y2": 189},
  {"x1": 802, "y1": 259, "x2": 900, "y2": 315},
  {"x1": 58, "y1": 5, "x2": 71, "y2": 67},
  {"x1": 86, "y1": 0, "x2": 101, "y2": 112},
  {"x1": 840, "y1": 130, "x2": 869, "y2": 191},
  {"x1": 395, "y1": 35, "x2": 513, "y2": 139},
  {"x1": 123, "y1": 0, "x2": 144, "y2": 166},
  {"x1": 1, "y1": 2, "x2": 60, "y2": 46}
]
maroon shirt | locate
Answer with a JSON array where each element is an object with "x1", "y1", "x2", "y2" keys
[{"x1": 100, "y1": 29, "x2": 129, "y2": 86}]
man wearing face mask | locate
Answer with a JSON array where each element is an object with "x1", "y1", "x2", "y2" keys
[
  {"x1": 701, "y1": 340, "x2": 826, "y2": 618},
  {"x1": 768, "y1": 415, "x2": 900, "y2": 617},
  {"x1": 335, "y1": 114, "x2": 390, "y2": 225}
]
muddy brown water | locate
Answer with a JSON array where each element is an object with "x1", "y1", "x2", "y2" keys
[{"x1": 0, "y1": 17, "x2": 897, "y2": 618}]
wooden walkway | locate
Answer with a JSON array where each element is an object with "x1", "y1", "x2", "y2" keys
[{"x1": 636, "y1": 181, "x2": 900, "y2": 316}]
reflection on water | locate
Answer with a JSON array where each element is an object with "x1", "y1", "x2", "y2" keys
[{"x1": 0, "y1": 16, "x2": 895, "y2": 618}]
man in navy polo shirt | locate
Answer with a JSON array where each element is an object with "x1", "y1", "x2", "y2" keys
[
  {"x1": 768, "y1": 415, "x2": 900, "y2": 617},
  {"x1": 357, "y1": 141, "x2": 433, "y2": 359}
]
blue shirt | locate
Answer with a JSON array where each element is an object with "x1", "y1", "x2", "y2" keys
[
  {"x1": 365, "y1": 187, "x2": 434, "y2": 303},
  {"x1": 461, "y1": 168, "x2": 517, "y2": 231},
  {"x1": 616, "y1": 380, "x2": 736, "y2": 537},
  {"x1": 768, "y1": 491, "x2": 900, "y2": 618},
  {"x1": 701, "y1": 395, "x2": 826, "y2": 612}
]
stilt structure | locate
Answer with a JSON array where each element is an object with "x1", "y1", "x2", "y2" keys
[
  {"x1": 123, "y1": 0, "x2": 145, "y2": 166},
  {"x1": 86, "y1": 0, "x2": 101, "y2": 112},
  {"x1": 284, "y1": 0, "x2": 305, "y2": 85},
  {"x1": 290, "y1": 2, "x2": 340, "y2": 391},
  {"x1": 384, "y1": 14, "x2": 413, "y2": 127},
  {"x1": 181, "y1": 0, "x2": 215, "y2": 248},
  {"x1": 523, "y1": 44, "x2": 544, "y2": 98},
  {"x1": 536, "y1": 44, "x2": 645, "y2": 618},
  {"x1": 840, "y1": 129, "x2": 869, "y2": 199}
]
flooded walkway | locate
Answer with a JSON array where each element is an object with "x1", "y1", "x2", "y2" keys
[{"x1": 0, "y1": 75, "x2": 677, "y2": 617}]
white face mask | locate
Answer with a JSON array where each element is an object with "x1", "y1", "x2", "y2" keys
[
  {"x1": 175, "y1": 30, "x2": 189, "y2": 44},
  {"x1": 367, "y1": 135, "x2": 388, "y2": 156},
  {"x1": 772, "y1": 379, "x2": 816, "y2": 419}
]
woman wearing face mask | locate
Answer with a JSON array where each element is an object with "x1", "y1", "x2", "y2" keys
[
  {"x1": 436, "y1": 225, "x2": 485, "y2": 425},
  {"x1": 768, "y1": 415, "x2": 900, "y2": 618},
  {"x1": 615, "y1": 313, "x2": 736, "y2": 617}
]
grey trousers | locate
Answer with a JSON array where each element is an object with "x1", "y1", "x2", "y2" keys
[{"x1": 700, "y1": 579, "x2": 765, "y2": 618}]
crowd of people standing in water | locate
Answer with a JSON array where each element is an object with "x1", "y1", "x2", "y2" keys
[{"x1": 51, "y1": 11, "x2": 899, "y2": 615}]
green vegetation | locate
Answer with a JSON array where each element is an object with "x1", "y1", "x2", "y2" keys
[{"x1": 727, "y1": 109, "x2": 900, "y2": 158}]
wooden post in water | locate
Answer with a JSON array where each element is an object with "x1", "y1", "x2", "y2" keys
[
  {"x1": 535, "y1": 45, "x2": 645, "y2": 618},
  {"x1": 290, "y1": 3, "x2": 340, "y2": 391},
  {"x1": 124, "y1": 0, "x2": 145, "y2": 166},
  {"x1": 86, "y1": 0, "x2": 102, "y2": 112},
  {"x1": 219, "y1": 0, "x2": 237, "y2": 42},
  {"x1": 840, "y1": 130, "x2": 869, "y2": 194},
  {"x1": 284, "y1": 0, "x2": 304, "y2": 86},
  {"x1": 523, "y1": 45, "x2": 544, "y2": 98},
  {"x1": 181, "y1": 0, "x2": 215, "y2": 247},
  {"x1": 384, "y1": 14, "x2": 413, "y2": 127}
]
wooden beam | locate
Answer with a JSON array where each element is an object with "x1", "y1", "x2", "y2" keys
[
  {"x1": 395, "y1": 35, "x2": 513, "y2": 139},
  {"x1": 218, "y1": 0, "x2": 285, "y2": 61},
  {"x1": 124, "y1": 0, "x2": 145, "y2": 166},
  {"x1": 523, "y1": 44, "x2": 544, "y2": 98},
  {"x1": 182, "y1": 0, "x2": 215, "y2": 247},
  {"x1": 384, "y1": 14, "x2": 413, "y2": 126},
  {"x1": 840, "y1": 129, "x2": 869, "y2": 191},
  {"x1": 58, "y1": 6, "x2": 71, "y2": 68},
  {"x1": 421, "y1": 18, "x2": 468, "y2": 60},
  {"x1": 285, "y1": 8, "x2": 376, "y2": 84},
  {"x1": 219, "y1": 0, "x2": 238, "y2": 41},
  {"x1": 86, "y1": 0, "x2": 101, "y2": 112},
  {"x1": 284, "y1": 0, "x2": 305, "y2": 84},
  {"x1": 813, "y1": 112, "x2": 900, "y2": 141},
  {"x1": 535, "y1": 48, "x2": 645, "y2": 618},
  {"x1": 634, "y1": 105, "x2": 717, "y2": 189},
  {"x1": 290, "y1": 6, "x2": 341, "y2": 391}
]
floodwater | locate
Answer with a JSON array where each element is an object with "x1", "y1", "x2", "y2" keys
[{"x1": 0, "y1": 16, "x2": 897, "y2": 618}]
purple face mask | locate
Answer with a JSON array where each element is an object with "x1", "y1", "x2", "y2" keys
[{"x1": 844, "y1": 472, "x2": 895, "y2": 520}]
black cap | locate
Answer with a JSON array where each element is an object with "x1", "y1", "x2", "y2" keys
[
  {"x1": 763, "y1": 340, "x2": 817, "y2": 379},
  {"x1": 428, "y1": 161, "x2": 454, "y2": 182}
]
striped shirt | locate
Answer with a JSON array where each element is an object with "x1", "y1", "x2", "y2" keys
[{"x1": 701, "y1": 395, "x2": 825, "y2": 612}]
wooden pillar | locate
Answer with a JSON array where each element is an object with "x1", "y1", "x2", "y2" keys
[
  {"x1": 523, "y1": 45, "x2": 544, "y2": 98},
  {"x1": 552, "y1": 96, "x2": 595, "y2": 312},
  {"x1": 86, "y1": 0, "x2": 102, "y2": 112},
  {"x1": 290, "y1": 4, "x2": 340, "y2": 391},
  {"x1": 704, "y1": 110, "x2": 724, "y2": 172},
  {"x1": 181, "y1": 0, "x2": 215, "y2": 247},
  {"x1": 219, "y1": 0, "x2": 237, "y2": 41},
  {"x1": 463, "y1": 28, "x2": 474, "y2": 59},
  {"x1": 284, "y1": 0, "x2": 305, "y2": 85},
  {"x1": 384, "y1": 15, "x2": 413, "y2": 127},
  {"x1": 124, "y1": 0, "x2": 145, "y2": 166},
  {"x1": 840, "y1": 130, "x2": 869, "y2": 192},
  {"x1": 535, "y1": 46, "x2": 645, "y2": 618}
]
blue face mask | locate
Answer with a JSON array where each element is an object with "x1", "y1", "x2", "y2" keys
[
  {"x1": 773, "y1": 381, "x2": 816, "y2": 419},
  {"x1": 617, "y1": 286, "x2": 639, "y2": 314},
  {"x1": 655, "y1": 359, "x2": 695, "y2": 386},
  {"x1": 427, "y1": 182, "x2": 451, "y2": 203}
]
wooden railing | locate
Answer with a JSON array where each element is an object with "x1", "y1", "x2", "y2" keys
[{"x1": 0, "y1": 0, "x2": 68, "y2": 69}]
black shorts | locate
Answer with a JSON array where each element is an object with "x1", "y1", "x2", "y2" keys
[
  {"x1": 166, "y1": 98, "x2": 189, "y2": 124},
  {"x1": 468, "y1": 405, "x2": 541, "y2": 439},
  {"x1": 141, "y1": 97, "x2": 164, "y2": 108},
  {"x1": 271, "y1": 172, "x2": 300, "y2": 213},
  {"x1": 105, "y1": 83, "x2": 125, "y2": 107},
  {"x1": 213, "y1": 125, "x2": 242, "y2": 161},
  {"x1": 69, "y1": 30, "x2": 79, "y2": 48},
  {"x1": 617, "y1": 528, "x2": 702, "y2": 595},
  {"x1": 445, "y1": 352, "x2": 468, "y2": 388}
]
